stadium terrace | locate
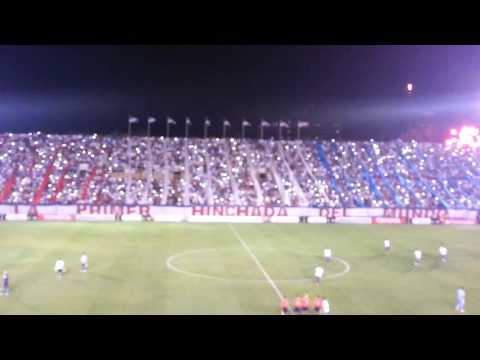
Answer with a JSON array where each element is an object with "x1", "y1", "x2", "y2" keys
[{"x1": 0, "y1": 132, "x2": 479, "y2": 224}]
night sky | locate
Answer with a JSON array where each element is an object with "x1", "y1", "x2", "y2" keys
[{"x1": 1, "y1": 45, "x2": 480, "y2": 141}]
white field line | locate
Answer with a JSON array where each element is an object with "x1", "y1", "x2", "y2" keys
[
  {"x1": 228, "y1": 224, "x2": 285, "y2": 301},
  {"x1": 165, "y1": 247, "x2": 350, "y2": 282}
]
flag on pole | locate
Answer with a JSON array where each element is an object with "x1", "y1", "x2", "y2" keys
[
  {"x1": 224, "y1": 120, "x2": 231, "y2": 127},
  {"x1": 167, "y1": 117, "x2": 176, "y2": 125},
  {"x1": 129, "y1": 117, "x2": 139, "y2": 124},
  {"x1": 205, "y1": 118, "x2": 211, "y2": 126},
  {"x1": 279, "y1": 121, "x2": 289, "y2": 128},
  {"x1": 298, "y1": 121, "x2": 310, "y2": 128},
  {"x1": 242, "y1": 120, "x2": 251, "y2": 127},
  {"x1": 148, "y1": 117, "x2": 156, "y2": 124},
  {"x1": 185, "y1": 117, "x2": 191, "y2": 139},
  {"x1": 261, "y1": 120, "x2": 271, "y2": 127}
]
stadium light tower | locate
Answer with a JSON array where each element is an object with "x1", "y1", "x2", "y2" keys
[
  {"x1": 406, "y1": 82, "x2": 414, "y2": 95},
  {"x1": 404, "y1": 82, "x2": 415, "y2": 138}
]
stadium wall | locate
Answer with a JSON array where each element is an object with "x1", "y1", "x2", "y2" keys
[{"x1": 0, "y1": 204, "x2": 478, "y2": 224}]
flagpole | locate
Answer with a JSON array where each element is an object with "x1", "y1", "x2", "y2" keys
[
  {"x1": 147, "y1": 118, "x2": 153, "y2": 205},
  {"x1": 127, "y1": 117, "x2": 133, "y2": 204}
]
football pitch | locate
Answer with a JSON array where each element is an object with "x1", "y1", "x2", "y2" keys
[{"x1": 0, "y1": 222, "x2": 479, "y2": 315}]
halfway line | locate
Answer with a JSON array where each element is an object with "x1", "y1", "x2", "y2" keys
[{"x1": 228, "y1": 224, "x2": 285, "y2": 301}]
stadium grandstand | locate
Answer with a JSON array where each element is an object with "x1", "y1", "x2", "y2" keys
[{"x1": 0, "y1": 130, "x2": 479, "y2": 210}]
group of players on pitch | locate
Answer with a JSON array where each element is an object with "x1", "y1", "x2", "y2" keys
[
  {"x1": 381, "y1": 240, "x2": 448, "y2": 266},
  {"x1": 280, "y1": 248, "x2": 333, "y2": 315},
  {"x1": 384, "y1": 240, "x2": 465, "y2": 313},
  {"x1": 280, "y1": 242, "x2": 466, "y2": 315},
  {"x1": 388, "y1": 240, "x2": 466, "y2": 313},
  {"x1": 0, "y1": 243, "x2": 468, "y2": 314},
  {"x1": 281, "y1": 294, "x2": 330, "y2": 315},
  {"x1": 53, "y1": 253, "x2": 89, "y2": 278},
  {"x1": 1, "y1": 253, "x2": 89, "y2": 296}
]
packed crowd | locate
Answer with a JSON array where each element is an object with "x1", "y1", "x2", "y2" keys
[{"x1": 0, "y1": 132, "x2": 479, "y2": 209}]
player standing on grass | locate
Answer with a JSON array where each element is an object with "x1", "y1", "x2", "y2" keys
[
  {"x1": 455, "y1": 287, "x2": 466, "y2": 313},
  {"x1": 439, "y1": 246, "x2": 448, "y2": 263},
  {"x1": 384, "y1": 240, "x2": 391, "y2": 252},
  {"x1": 80, "y1": 253, "x2": 88, "y2": 272},
  {"x1": 314, "y1": 266, "x2": 324, "y2": 286},
  {"x1": 414, "y1": 250, "x2": 422, "y2": 267},
  {"x1": 324, "y1": 249, "x2": 332, "y2": 262},
  {"x1": 294, "y1": 296, "x2": 303, "y2": 314},
  {"x1": 1, "y1": 270, "x2": 9, "y2": 296},
  {"x1": 302, "y1": 294, "x2": 310, "y2": 313},
  {"x1": 54, "y1": 259, "x2": 65, "y2": 279},
  {"x1": 313, "y1": 296, "x2": 323, "y2": 314},
  {"x1": 280, "y1": 298, "x2": 290, "y2": 315},
  {"x1": 321, "y1": 298, "x2": 330, "y2": 314}
]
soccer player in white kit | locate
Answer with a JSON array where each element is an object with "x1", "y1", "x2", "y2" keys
[
  {"x1": 54, "y1": 259, "x2": 65, "y2": 278},
  {"x1": 384, "y1": 240, "x2": 391, "y2": 252},
  {"x1": 414, "y1": 250, "x2": 422, "y2": 267},
  {"x1": 314, "y1": 266, "x2": 324, "y2": 286},
  {"x1": 80, "y1": 253, "x2": 88, "y2": 272},
  {"x1": 438, "y1": 246, "x2": 448, "y2": 263},
  {"x1": 1, "y1": 270, "x2": 9, "y2": 296},
  {"x1": 321, "y1": 298, "x2": 330, "y2": 314},
  {"x1": 324, "y1": 249, "x2": 332, "y2": 262},
  {"x1": 455, "y1": 287, "x2": 466, "y2": 313}
]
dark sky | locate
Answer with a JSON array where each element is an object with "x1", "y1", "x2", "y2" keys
[{"x1": 1, "y1": 45, "x2": 480, "y2": 140}]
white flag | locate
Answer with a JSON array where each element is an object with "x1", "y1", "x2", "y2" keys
[
  {"x1": 224, "y1": 120, "x2": 231, "y2": 127},
  {"x1": 129, "y1": 117, "x2": 139, "y2": 124},
  {"x1": 242, "y1": 120, "x2": 251, "y2": 127},
  {"x1": 279, "y1": 121, "x2": 289, "y2": 128},
  {"x1": 298, "y1": 121, "x2": 309, "y2": 128},
  {"x1": 186, "y1": 117, "x2": 192, "y2": 125},
  {"x1": 261, "y1": 120, "x2": 271, "y2": 127},
  {"x1": 205, "y1": 119, "x2": 211, "y2": 126},
  {"x1": 167, "y1": 117, "x2": 176, "y2": 125},
  {"x1": 148, "y1": 117, "x2": 156, "y2": 124}
]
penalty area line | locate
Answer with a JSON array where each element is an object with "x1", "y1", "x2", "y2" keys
[{"x1": 228, "y1": 224, "x2": 286, "y2": 303}]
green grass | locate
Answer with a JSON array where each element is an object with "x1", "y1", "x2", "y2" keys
[{"x1": 0, "y1": 222, "x2": 479, "y2": 314}]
